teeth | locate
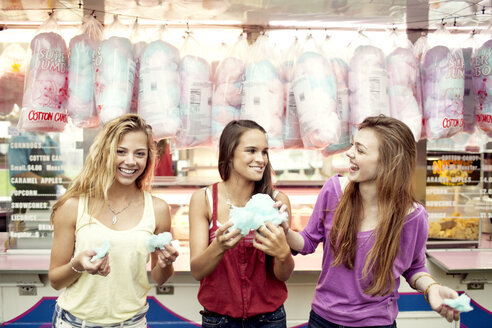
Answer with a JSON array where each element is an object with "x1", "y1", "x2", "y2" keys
[{"x1": 120, "y1": 168, "x2": 136, "y2": 174}]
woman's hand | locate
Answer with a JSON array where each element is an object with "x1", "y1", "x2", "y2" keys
[
  {"x1": 428, "y1": 284, "x2": 460, "y2": 322},
  {"x1": 254, "y1": 223, "x2": 290, "y2": 261},
  {"x1": 155, "y1": 244, "x2": 179, "y2": 269},
  {"x1": 213, "y1": 221, "x2": 242, "y2": 251},
  {"x1": 73, "y1": 249, "x2": 110, "y2": 276}
]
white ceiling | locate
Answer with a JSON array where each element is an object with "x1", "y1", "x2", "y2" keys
[{"x1": 0, "y1": 0, "x2": 491, "y2": 30}]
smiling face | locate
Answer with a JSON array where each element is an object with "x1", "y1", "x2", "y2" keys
[
  {"x1": 230, "y1": 129, "x2": 268, "y2": 182},
  {"x1": 114, "y1": 131, "x2": 149, "y2": 186},
  {"x1": 346, "y1": 127, "x2": 380, "y2": 184}
]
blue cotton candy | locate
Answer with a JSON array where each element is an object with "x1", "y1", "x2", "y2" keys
[
  {"x1": 90, "y1": 240, "x2": 111, "y2": 262},
  {"x1": 146, "y1": 232, "x2": 173, "y2": 252},
  {"x1": 229, "y1": 193, "x2": 288, "y2": 235},
  {"x1": 443, "y1": 294, "x2": 473, "y2": 313}
]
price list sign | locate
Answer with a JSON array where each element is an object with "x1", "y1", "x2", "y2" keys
[{"x1": 426, "y1": 152, "x2": 481, "y2": 243}]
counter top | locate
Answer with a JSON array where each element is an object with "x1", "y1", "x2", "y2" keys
[{"x1": 426, "y1": 248, "x2": 492, "y2": 273}]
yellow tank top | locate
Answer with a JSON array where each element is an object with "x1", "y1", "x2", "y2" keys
[{"x1": 57, "y1": 191, "x2": 155, "y2": 324}]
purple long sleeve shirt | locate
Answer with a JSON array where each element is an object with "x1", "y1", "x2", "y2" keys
[{"x1": 298, "y1": 175, "x2": 429, "y2": 326}]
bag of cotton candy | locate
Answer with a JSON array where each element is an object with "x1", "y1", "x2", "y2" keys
[{"x1": 228, "y1": 193, "x2": 288, "y2": 236}]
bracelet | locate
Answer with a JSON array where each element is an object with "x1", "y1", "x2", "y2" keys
[
  {"x1": 424, "y1": 282, "x2": 441, "y2": 303},
  {"x1": 70, "y1": 257, "x2": 84, "y2": 274},
  {"x1": 412, "y1": 273, "x2": 434, "y2": 290}
]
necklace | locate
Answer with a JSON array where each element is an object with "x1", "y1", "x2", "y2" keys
[{"x1": 107, "y1": 201, "x2": 132, "y2": 225}]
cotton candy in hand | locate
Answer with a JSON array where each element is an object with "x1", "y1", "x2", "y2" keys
[
  {"x1": 229, "y1": 194, "x2": 288, "y2": 236},
  {"x1": 90, "y1": 240, "x2": 111, "y2": 262},
  {"x1": 20, "y1": 32, "x2": 68, "y2": 132},
  {"x1": 443, "y1": 294, "x2": 473, "y2": 313},
  {"x1": 146, "y1": 232, "x2": 173, "y2": 252}
]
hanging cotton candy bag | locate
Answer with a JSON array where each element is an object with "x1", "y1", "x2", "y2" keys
[
  {"x1": 66, "y1": 15, "x2": 103, "y2": 128},
  {"x1": 19, "y1": 14, "x2": 68, "y2": 132},
  {"x1": 212, "y1": 34, "x2": 248, "y2": 145},
  {"x1": 138, "y1": 25, "x2": 181, "y2": 139},
  {"x1": 241, "y1": 34, "x2": 284, "y2": 149}
]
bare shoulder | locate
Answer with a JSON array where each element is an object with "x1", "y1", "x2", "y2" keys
[
  {"x1": 52, "y1": 197, "x2": 79, "y2": 226},
  {"x1": 151, "y1": 195, "x2": 170, "y2": 217},
  {"x1": 190, "y1": 186, "x2": 207, "y2": 203},
  {"x1": 274, "y1": 190, "x2": 290, "y2": 205}
]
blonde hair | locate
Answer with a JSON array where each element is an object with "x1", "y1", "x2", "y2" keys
[
  {"x1": 51, "y1": 114, "x2": 156, "y2": 222},
  {"x1": 329, "y1": 115, "x2": 418, "y2": 296}
]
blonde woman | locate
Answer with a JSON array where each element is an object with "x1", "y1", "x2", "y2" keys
[
  {"x1": 49, "y1": 114, "x2": 178, "y2": 327},
  {"x1": 285, "y1": 116, "x2": 459, "y2": 327}
]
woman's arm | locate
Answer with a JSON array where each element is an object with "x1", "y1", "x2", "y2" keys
[
  {"x1": 151, "y1": 197, "x2": 178, "y2": 286},
  {"x1": 49, "y1": 198, "x2": 108, "y2": 290},
  {"x1": 189, "y1": 188, "x2": 241, "y2": 281},
  {"x1": 254, "y1": 191, "x2": 294, "y2": 281}
]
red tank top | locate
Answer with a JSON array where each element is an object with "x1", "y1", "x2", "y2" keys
[{"x1": 197, "y1": 183, "x2": 288, "y2": 319}]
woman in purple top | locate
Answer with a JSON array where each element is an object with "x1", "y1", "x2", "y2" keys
[{"x1": 284, "y1": 115, "x2": 459, "y2": 327}]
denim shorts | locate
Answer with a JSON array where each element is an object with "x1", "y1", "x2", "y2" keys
[
  {"x1": 308, "y1": 310, "x2": 397, "y2": 328},
  {"x1": 52, "y1": 303, "x2": 148, "y2": 328},
  {"x1": 201, "y1": 305, "x2": 286, "y2": 328}
]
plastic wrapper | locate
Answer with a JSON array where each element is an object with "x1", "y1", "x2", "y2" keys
[
  {"x1": 461, "y1": 33, "x2": 477, "y2": 134},
  {"x1": 94, "y1": 36, "x2": 135, "y2": 124},
  {"x1": 292, "y1": 35, "x2": 339, "y2": 150},
  {"x1": 19, "y1": 17, "x2": 69, "y2": 132},
  {"x1": 321, "y1": 35, "x2": 351, "y2": 156},
  {"x1": 67, "y1": 15, "x2": 103, "y2": 128},
  {"x1": 348, "y1": 44, "x2": 390, "y2": 135},
  {"x1": 472, "y1": 38, "x2": 492, "y2": 137},
  {"x1": 176, "y1": 33, "x2": 212, "y2": 148},
  {"x1": 386, "y1": 36, "x2": 423, "y2": 142},
  {"x1": 422, "y1": 25, "x2": 464, "y2": 140},
  {"x1": 280, "y1": 37, "x2": 303, "y2": 149},
  {"x1": 0, "y1": 44, "x2": 26, "y2": 116},
  {"x1": 211, "y1": 35, "x2": 248, "y2": 145},
  {"x1": 138, "y1": 40, "x2": 181, "y2": 139},
  {"x1": 241, "y1": 34, "x2": 283, "y2": 149},
  {"x1": 130, "y1": 19, "x2": 148, "y2": 114}
]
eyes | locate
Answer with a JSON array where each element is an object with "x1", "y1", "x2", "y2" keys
[
  {"x1": 245, "y1": 148, "x2": 268, "y2": 156},
  {"x1": 116, "y1": 148, "x2": 148, "y2": 158},
  {"x1": 350, "y1": 143, "x2": 365, "y2": 154}
]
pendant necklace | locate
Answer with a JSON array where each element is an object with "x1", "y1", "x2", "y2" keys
[{"x1": 108, "y1": 201, "x2": 132, "y2": 225}]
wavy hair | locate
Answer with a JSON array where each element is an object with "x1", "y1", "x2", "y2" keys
[
  {"x1": 329, "y1": 115, "x2": 418, "y2": 296},
  {"x1": 218, "y1": 120, "x2": 274, "y2": 197},
  {"x1": 51, "y1": 114, "x2": 156, "y2": 222}
]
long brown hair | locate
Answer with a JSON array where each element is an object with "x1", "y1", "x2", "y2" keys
[
  {"x1": 330, "y1": 115, "x2": 417, "y2": 296},
  {"x1": 218, "y1": 120, "x2": 274, "y2": 197},
  {"x1": 51, "y1": 114, "x2": 156, "y2": 222}
]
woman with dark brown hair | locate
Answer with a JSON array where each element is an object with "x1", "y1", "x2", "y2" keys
[
  {"x1": 285, "y1": 115, "x2": 459, "y2": 327},
  {"x1": 189, "y1": 119, "x2": 294, "y2": 327}
]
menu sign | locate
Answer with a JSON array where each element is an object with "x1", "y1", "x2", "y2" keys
[{"x1": 426, "y1": 152, "x2": 480, "y2": 186}]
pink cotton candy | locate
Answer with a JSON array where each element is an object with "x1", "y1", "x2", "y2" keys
[
  {"x1": 386, "y1": 47, "x2": 422, "y2": 141},
  {"x1": 422, "y1": 46, "x2": 464, "y2": 139},
  {"x1": 348, "y1": 45, "x2": 389, "y2": 134},
  {"x1": 472, "y1": 39, "x2": 492, "y2": 136},
  {"x1": 20, "y1": 32, "x2": 68, "y2": 132}
]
